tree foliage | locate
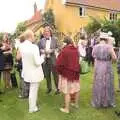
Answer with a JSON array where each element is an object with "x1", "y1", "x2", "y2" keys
[
  {"x1": 14, "y1": 22, "x2": 26, "y2": 38},
  {"x1": 85, "y1": 17, "x2": 101, "y2": 36},
  {"x1": 101, "y1": 19, "x2": 120, "y2": 46},
  {"x1": 42, "y1": 9, "x2": 56, "y2": 29},
  {"x1": 85, "y1": 17, "x2": 120, "y2": 46}
]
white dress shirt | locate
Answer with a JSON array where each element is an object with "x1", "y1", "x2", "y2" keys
[
  {"x1": 19, "y1": 40, "x2": 44, "y2": 83},
  {"x1": 45, "y1": 37, "x2": 51, "y2": 51}
]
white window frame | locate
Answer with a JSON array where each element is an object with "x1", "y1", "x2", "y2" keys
[
  {"x1": 79, "y1": 7, "x2": 85, "y2": 17},
  {"x1": 109, "y1": 12, "x2": 117, "y2": 21}
]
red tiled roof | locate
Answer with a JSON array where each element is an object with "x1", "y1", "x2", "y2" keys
[
  {"x1": 26, "y1": 10, "x2": 42, "y2": 26},
  {"x1": 66, "y1": 0, "x2": 120, "y2": 11}
]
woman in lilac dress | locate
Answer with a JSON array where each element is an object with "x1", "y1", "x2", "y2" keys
[{"x1": 92, "y1": 33, "x2": 117, "y2": 108}]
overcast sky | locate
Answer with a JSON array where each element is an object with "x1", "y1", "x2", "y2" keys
[{"x1": 0, "y1": 0, "x2": 45, "y2": 33}]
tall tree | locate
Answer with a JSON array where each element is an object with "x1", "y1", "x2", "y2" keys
[
  {"x1": 42, "y1": 9, "x2": 56, "y2": 29},
  {"x1": 101, "y1": 19, "x2": 120, "y2": 46},
  {"x1": 14, "y1": 22, "x2": 26, "y2": 37},
  {"x1": 85, "y1": 17, "x2": 101, "y2": 36},
  {"x1": 85, "y1": 17, "x2": 120, "y2": 46}
]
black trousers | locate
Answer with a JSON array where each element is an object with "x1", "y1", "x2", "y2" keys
[
  {"x1": 42, "y1": 58, "x2": 58, "y2": 91},
  {"x1": 86, "y1": 47, "x2": 94, "y2": 65}
]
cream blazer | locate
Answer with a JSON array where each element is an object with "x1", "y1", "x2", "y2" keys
[{"x1": 19, "y1": 40, "x2": 44, "y2": 83}]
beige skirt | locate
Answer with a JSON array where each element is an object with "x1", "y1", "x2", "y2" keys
[{"x1": 58, "y1": 75, "x2": 80, "y2": 94}]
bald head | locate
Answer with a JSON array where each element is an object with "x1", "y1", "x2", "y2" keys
[{"x1": 24, "y1": 29, "x2": 35, "y2": 42}]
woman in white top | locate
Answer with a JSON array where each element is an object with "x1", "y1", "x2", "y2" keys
[{"x1": 78, "y1": 35, "x2": 87, "y2": 61}]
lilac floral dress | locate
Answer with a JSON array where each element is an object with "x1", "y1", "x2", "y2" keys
[{"x1": 92, "y1": 44, "x2": 115, "y2": 108}]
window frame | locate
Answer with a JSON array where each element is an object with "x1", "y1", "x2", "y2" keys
[
  {"x1": 79, "y1": 6, "x2": 85, "y2": 17},
  {"x1": 109, "y1": 12, "x2": 117, "y2": 21}
]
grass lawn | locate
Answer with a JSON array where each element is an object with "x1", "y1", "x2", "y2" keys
[{"x1": 0, "y1": 65, "x2": 120, "y2": 120}]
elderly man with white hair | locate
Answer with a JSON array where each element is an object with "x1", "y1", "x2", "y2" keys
[{"x1": 16, "y1": 29, "x2": 45, "y2": 113}]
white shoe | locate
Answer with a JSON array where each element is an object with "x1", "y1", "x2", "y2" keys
[
  {"x1": 70, "y1": 103, "x2": 79, "y2": 108},
  {"x1": 111, "y1": 104, "x2": 116, "y2": 108},
  {"x1": 29, "y1": 107, "x2": 40, "y2": 113},
  {"x1": 60, "y1": 108, "x2": 69, "y2": 113}
]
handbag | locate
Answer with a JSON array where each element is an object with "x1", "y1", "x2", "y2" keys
[{"x1": 80, "y1": 60, "x2": 89, "y2": 74}]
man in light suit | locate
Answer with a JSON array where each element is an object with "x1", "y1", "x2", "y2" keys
[
  {"x1": 38, "y1": 26, "x2": 59, "y2": 94},
  {"x1": 17, "y1": 30, "x2": 44, "y2": 113}
]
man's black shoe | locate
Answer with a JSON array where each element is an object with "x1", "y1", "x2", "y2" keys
[
  {"x1": 0, "y1": 91, "x2": 3, "y2": 94},
  {"x1": 115, "y1": 111, "x2": 120, "y2": 117},
  {"x1": 46, "y1": 89, "x2": 52, "y2": 94},
  {"x1": 55, "y1": 90, "x2": 60, "y2": 95},
  {"x1": 116, "y1": 89, "x2": 120, "y2": 92}
]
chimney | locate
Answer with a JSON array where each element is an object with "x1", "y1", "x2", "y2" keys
[{"x1": 34, "y1": 2, "x2": 37, "y2": 14}]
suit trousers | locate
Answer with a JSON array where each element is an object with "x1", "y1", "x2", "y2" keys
[
  {"x1": 29, "y1": 82, "x2": 39, "y2": 112},
  {"x1": 19, "y1": 70, "x2": 29, "y2": 97},
  {"x1": 42, "y1": 58, "x2": 58, "y2": 91}
]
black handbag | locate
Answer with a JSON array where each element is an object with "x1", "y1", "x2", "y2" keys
[{"x1": 10, "y1": 73, "x2": 18, "y2": 88}]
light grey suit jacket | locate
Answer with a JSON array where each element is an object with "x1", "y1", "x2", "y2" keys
[{"x1": 38, "y1": 37, "x2": 59, "y2": 65}]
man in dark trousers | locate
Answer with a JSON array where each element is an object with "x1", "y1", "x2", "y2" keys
[{"x1": 38, "y1": 26, "x2": 59, "y2": 94}]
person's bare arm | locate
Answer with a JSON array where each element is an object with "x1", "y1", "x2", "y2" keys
[{"x1": 110, "y1": 47, "x2": 117, "y2": 61}]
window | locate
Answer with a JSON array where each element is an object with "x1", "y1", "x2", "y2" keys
[
  {"x1": 79, "y1": 7, "x2": 85, "y2": 16},
  {"x1": 109, "y1": 12, "x2": 117, "y2": 20},
  {"x1": 109, "y1": 13, "x2": 112, "y2": 20}
]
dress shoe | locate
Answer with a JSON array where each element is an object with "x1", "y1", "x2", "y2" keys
[
  {"x1": 110, "y1": 104, "x2": 116, "y2": 108},
  {"x1": 0, "y1": 91, "x2": 3, "y2": 94},
  {"x1": 55, "y1": 90, "x2": 60, "y2": 95},
  {"x1": 29, "y1": 107, "x2": 40, "y2": 113},
  {"x1": 46, "y1": 89, "x2": 52, "y2": 94},
  {"x1": 116, "y1": 89, "x2": 120, "y2": 92},
  {"x1": 18, "y1": 95, "x2": 28, "y2": 99},
  {"x1": 115, "y1": 111, "x2": 120, "y2": 117},
  {"x1": 70, "y1": 103, "x2": 79, "y2": 108}
]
